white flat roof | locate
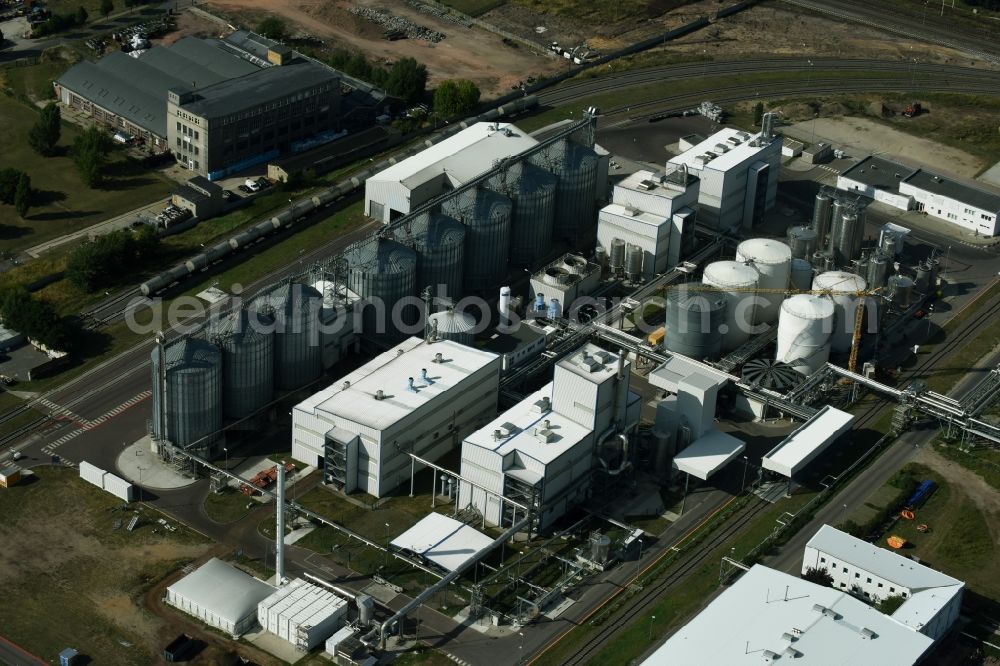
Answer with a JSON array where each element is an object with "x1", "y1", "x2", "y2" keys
[
  {"x1": 762, "y1": 406, "x2": 855, "y2": 478},
  {"x1": 668, "y1": 127, "x2": 775, "y2": 172},
  {"x1": 258, "y1": 578, "x2": 347, "y2": 626},
  {"x1": 649, "y1": 356, "x2": 731, "y2": 394},
  {"x1": 167, "y1": 558, "x2": 274, "y2": 627},
  {"x1": 673, "y1": 428, "x2": 745, "y2": 480},
  {"x1": 465, "y1": 384, "x2": 592, "y2": 466},
  {"x1": 370, "y1": 122, "x2": 537, "y2": 189},
  {"x1": 601, "y1": 202, "x2": 669, "y2": 227},
  {"x1": 643, "y1": 564, "x2": 933, "y2": 666},
  {"x1": 297, "y1": 337, "x2": 499, "y2": 431},
  {"x1": 617, "y1": 169, "x2": 692, "y2": 199},
  {"x1": 557, "y1": 344, "x2": 623, "y2": 384},
  {"x1": 391, "y1": 512, "x2": 493, "y2": 572}
]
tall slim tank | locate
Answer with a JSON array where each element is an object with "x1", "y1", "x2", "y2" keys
[
  {"x1": 829, "y1": 208, "x2": 864, "y2": 267},
  {"x1": 537, "y1": 140, "x2": 599, "y2": 241},
  {"x1": 776, "y1": 294, "x2": 835, "y2": 376},
  {"x1": 914, "y1": 261, "x2": 934, "y2": 293},
  {"x1": 866, "y1": 252, "x2": 890, "y2": 289},
  {"x1": 887, "y1": 275, "x2": 914, "y2": 309},
  {"x1": 405, "y1": 211, "x2": 465, "y2": 302},
  {"x1": 664, "y1": 284, "x2": 725, "y2": 360},
  {"x1": 151, "y1": 337, "x2": 222, "y2": 450},
  {"x1": 830, "y1": 198, "x2": 846, "y2": 241},
  {"x1": 609, "y1": 238, "x2": 626, "y2": 276},
  {"x1": 625, "y1": 244, "x2": 644, "y2": 283},
  {"x1": 812, "y1": 271, "x2": 867, "y2": 354},
  {"x1": 443, "y1": 187, "x2": 513, "y2": 293},
  {"x1": 347, "y1": 238, "x2": 418, "y2": 345},
  {"x1": 702, "y1": 260, "x2": 760, "y2": 352},
  {"x1": 212, "y1": 309, "x2": 275, "y2": 424},
  {"x1": 881, "y1": 234, "x2": 899, "y2": 258},
  {"x1": 735, "y1": 238, "x2": 792, "y2": 324},
  {"x1": 489, "y1": 161, "x2": 557, "y2": 267},
  {"x1": 427, "y1": 308, "x2": 476, "y2": 346},
  {"x1": 262, "y1": 282, "x2": 323, "y2": 390},
  {"x1": 787, "y1": 226, "x2": 818, "y2": 260},
  {"x1": 790, "y1": 258, "x2": 813, "y2": 292},
  {"x1": 812, "y1": 191, "x2": 833, "y2": 243}
]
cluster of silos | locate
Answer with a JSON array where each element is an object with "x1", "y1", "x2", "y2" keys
[
  {"x1": 347, "y1": 238, "x2": 418, "y2": 345},
  {"x1": 487, "y1": 161, "x2": 557, "y2": 267},
  {"x1": 442, "y1": 187, "x2": 513, "y2": 293},
  {"x1": 532, "y1": 139, "x2": 599, "y2": 241},
  {"x1": 735, "y1": 238, "x2": 792, "y2": 324},
  {"x1": 775, "y1": 294, "x2": 835, "y2": 376},
  {"x1": 427, "y1": 308, "x2": 477, "y2": 346},
  {"x1": 210, "y1": 308, "x2": 275, "y2": 429},
  {"x1": 258, "y1": 282, "x2": 324, "y2": 390},
  {"x1": 151, "y1": 337, "x2": 222, "y2": 451},
  {"x1": 402, "y1": 211, "x2": 466, "y2": 301},
  {"x1": 702, "y1": 260, "x2": 760, "y2": 352},
  {"x1": 811, "y1": 190, "x2": 833, "y2": 245},
  {"x1": 664, "y1": 284, "x2": 725, "y2": 360},
  {"x1": 829, "y1": 204, "x2": 866, "y2": 267},
  {"x1": 812, "y1": 271, "x2": 867, "y2": 353}
]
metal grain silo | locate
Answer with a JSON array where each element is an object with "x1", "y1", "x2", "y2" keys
[
  {"x1": 887, "y1": 275, "x2": 914, "y2": 309},
  {"x1": 347, "y1": 238, "x2": 418, "y2": 345},
  {"x1": 262, "y1": 282, "x2": 323, "y2": 390},
  {"x1": 735, "y1": 238, "x2": 792, "y2": 325},
  {"x1": 427, "y1": 308, "x2": 476, "y2": 346},
  {"x1": 776, "y1": 294, "x2": 835, "y2": 376},
  {"x1": 812, "y1": 190, "x2": 833, "y2": 243},
  {"x1": 443, "y1": 187, "x2": 512, "y2": 293},
  {"x1": 212, "y1": 309, "x2": 275, "y2": 424},
  {"x1": 625, "y1": 244, "x2": 644, "y2": 283},
  {"x1": 609, "y1": 238, "x2": 626, "y2": 276},
  {"x1": 812, "y1": 271, "x2": 866, "y2": 353},
  {"x1": 702, "y1": 260, "x2": 760, "y2": 352},
  {"x1": 536, "y1": 140, "x2": 599, "y2": 241},
  {"x1": 866, "y1": 252, "x2": 890, "y2": 289},
  {"x1": 787, "y1": 226, "x2": 818, "y2": 260},
  {"x1": 664, "y1": 284, "x2": 725, "y2": 360},
  {"x1": 790, "y1": 258, "x2": 813, "y2": 292},
  {"x1": 829, "y1": 208, "x2": 865, "y2": 266},
  {"x1": 488, "y1": 161, "x2": 557, "y2": 267},
  {"x1": 404, "y1": 211, "x2": 465, "y2": 301},
  {"x1": 151, "y1": 337, "x2": 222, "y2": 451}
]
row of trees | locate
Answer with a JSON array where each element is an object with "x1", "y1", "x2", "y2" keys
[
  {"x1": 0, "y1": 169, "x2": 31, "y2": 218},
  {"x1": 32, "y1": 6, "x2": 90, "y2": 37},
  {"x1": 325, "y1": 50, "x2": 428, "y2": 104},
  {"x1": 433, "y1": 79, "x2": 481, "y2": 117},
  {"x1": 66, "y1": 226, "x2": 160, "y2": 292},
  {"x1": 0, "y1": 286, "x2": 74, "y2": 352}
]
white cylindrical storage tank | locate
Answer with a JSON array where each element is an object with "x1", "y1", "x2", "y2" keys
[
  {"x1": 776, "y1": 294, "x2": 835, "y2": 376},
  {"x1": 812, "y1": 271, "x2": 867, "y2": 353},
  {"x1": 735, "y1": 238, "x2": 792, "y2": 325},
  {"x1": 790, "y1": 258, "x2": 813, "y2": 292},
  {"x1": 702, "y1": 260, "x2": 760, "y2": 352}
]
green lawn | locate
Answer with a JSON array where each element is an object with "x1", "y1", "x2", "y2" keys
[
  {"x1": 437, "y1": 0, "x2": 507, "y2": 17},
  {"x1": 203, "y1": 487, "x2": 255, "y2": 523},
  {"x1": 935, "y1": 441, "x2": 1000, "y2": 494}
]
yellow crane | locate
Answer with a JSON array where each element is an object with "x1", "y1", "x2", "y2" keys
[{"x1": 665, "y1": 283, "x2": 883, "y2": 373}]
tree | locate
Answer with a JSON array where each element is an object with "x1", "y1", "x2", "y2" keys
[
  {"x1": 752, "y1": 101, "x2": 764, "y2": 127},
  {"x1": 14, "y1": 173, "x2": 30, "y2": 218},
  {"x1": 876, "y1": 594, "x2": 907, "y2": 615},
  {"x1": 256, "y1": 16, "x2": 286, "y2": 40},
  {"x1": 802, "y1": 566, "x2": 834, "y2": 587},
  {"x1": 0, "y1": 286, "x2": 72, "y2": 352},
  {"x1": 433, "y1": 80, "x2": 459, "y2": 116},
  {"x1": 385, "y1": 57, "x2": 428, "y2": 104},
  {"x1": 28, "y1": 103, "x2": 61, "y2": 156},
  {"x1": 73, "y1": 126, "x2": 111, "y2": 188},
  {"x1": 0, "y1": 168, "x2": 25, "y2": 204},
  {"x1": 75, "y1": 6, "x2": 88, "y2": 25},
  {"x1": 66, "y1": 227, "x2": 160, "y2": 291},
  {"x1": 100, "y1": 0, "x2": 114, "y2": 16}
]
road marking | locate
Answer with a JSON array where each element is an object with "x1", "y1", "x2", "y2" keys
[{"x1": 35, "y1": 391, "x2": 152, "y2": 454}]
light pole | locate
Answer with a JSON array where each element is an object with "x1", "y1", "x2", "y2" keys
[
  {"x1": 223, "y1": 446, "x2": 228, "y2": 472},
  {"x1": 519, "y1": 632, "x2": 525, "y2": 665},
  {"x1": 741, "y1": 455, "x2": 749, "y2": 493},
  {"x1": 648, "y1": 614, "x2": 657, "y2": 641},
  {"x1": 636, "y1": 538, "x2": 644, "y2": 575},
  {"x1": 384, "y1": 522, "x2": 390, "y2": 566}
]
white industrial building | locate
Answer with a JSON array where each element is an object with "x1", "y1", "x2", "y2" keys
[
  {"x1": 292, "y1": 337, "x2": 502, "y2": 496},
  {"x1": 762, "y1": 405, "x2": 854, "y2": 478},
  {"x1": 596, "y1": 167, "x2": 699, "y2": 281},
  {"x1": 838, "y1": 155, "x2": 1000, "y2": 236},
  {"x1": 459, "y1": 345, "x2": 640, "y2": 530},
  {"x1": 364, "y1": 122, "x2": 537, "y2": 223},
  {"x1": 803, "y1": 525, "x2": 964, "y2": 641},
  {"x1": 257, "y1": 578, "x2": 349, "y2": 651},
  {"x1": 391, "y1": 512, "x2": 493, "y2": 572},
  {"x1": 528, "y1": 253, "x2": 602, "y2": 318},
  {"x1": 165, "y1": 558, "x2": 274, "y2": 637},
  {"x1": 667, "y1": 127, "x2": 781, "y2": 231},
  {"x1": 642, "y1": 564, "x2": 934, "y2": 665}
]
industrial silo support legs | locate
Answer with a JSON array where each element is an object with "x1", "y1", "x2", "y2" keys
[{"x1": 679, "y1": 472, "x2": 690, "y2": 516}]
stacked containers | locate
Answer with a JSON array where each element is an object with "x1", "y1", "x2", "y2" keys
[
  {"x1": 264, "y1": 283, "x2": 323, "y2": 390},
  {"x1": 151, "y1": 337, "x2": 222, "y2": 450},
  {"x1": 775, "y1": 294, "x2": 835, "y2": 376},
  {"x1": 443, "y1": 187, "x2": 513, "y2": 293},
  {"x1": 735, "y1": 238, "x2": 792, "y2": 324},
  {"x1": 488, "y1": 161, "x2": 557, "y2": 267},
  {"x1": 405, "y1": 211, "x2": 466, "y2": 301},
  {"x1": 212, "y1": 308, "x2": 274, "y2": 426},
  {"x1": 811, "y1": 271, "x2": 867, "y2": 353},
  {"x1": 347, "y1": 238, "x2": 418, "y2": 345},
  {"x1": 702, "y1": 260, "x2": 760, "y2": 352},
  {"x1": 664, "y1": 284, "x2": 725, "y2": 360}
]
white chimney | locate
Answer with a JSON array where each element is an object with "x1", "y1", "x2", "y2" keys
[
  {"x1": 276, "y1": 462, "x2": 286, "y2": 585},
  {"x1": 498, "y1": 286, "x2": 512, "y2": 332}
]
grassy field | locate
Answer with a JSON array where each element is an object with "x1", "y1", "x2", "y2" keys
[
  {"x1": 0, "y1": 467, "x2": 210, "y2": 664},
  {"x1": 510, "y1": 0, "x2": 697, "y2": 22},
  {"x1": 203, "y1": 487, "x2": 255, "y2": 523},
  {"x1": 438, "y1": 0, "x2": 507, "y2": 16},
  {"x1": 935, "y1": 441, "x2": 1000, "y2": 493}
]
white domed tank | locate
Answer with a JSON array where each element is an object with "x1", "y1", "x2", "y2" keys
[
  {"x1": 812, "y1": 271, "x2": 867, "y2": 353},
  {"x1": 427, "y1": 308, "x2": 476, "y2": 346},
  {"x1": 735, "y1": 238, "x2": 792, "y2": 324},
  {"x1": 776, "y1": 294, "x2": 835, "y2": 376},
  {"x1": 790, "y1": 258, "x2": 813, "y2": 292},
  {"x1": 702, "y1": 260, "x2": 760, "y2": 352}
]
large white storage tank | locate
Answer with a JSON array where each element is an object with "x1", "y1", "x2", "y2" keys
[
  {"x1": 735, "y1": 238, "x2": 792, "y2": 324},
  {"x1": 702, "y1": 260, "x2": 760, "y2": 352},
  {"x1": 812, "y1": 271, "x2": 867, "y2": 353},
  {"x1": 776, "y1": 294, "x2": 835, "y2": 376}
]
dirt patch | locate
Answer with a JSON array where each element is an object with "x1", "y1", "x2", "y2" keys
[
  {"x1": 915, "y1": 446, "x2": 1000, "y2": 530},
  {"x1": 154, "y1": 8, "x2": 227, "y2": 46}
]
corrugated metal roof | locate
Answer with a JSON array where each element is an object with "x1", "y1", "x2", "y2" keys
[
  {"x1": 391, "y1": 512, "x2": 493, "y2": 572},
  {"x1": 346, "y1": 238, "x2": 416, "y2": 274},
  {"x1": 166, "y1": 558, "x2": 274, "y2": 627},
  {"x1": 672, "y1": 428, "x2": 745, "y2": 480}
]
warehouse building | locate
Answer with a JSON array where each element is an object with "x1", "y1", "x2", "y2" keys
[
  {"x1": 165, "y1": 558, "x2": 274, "y2": 637},
  {"x1": 364, "y1": 122, "x2": 538, "y2": 223},
  {"x1": 257, "y1": 578, "x2": 349, "y2": 651},
  {"x1": 596, "y1": 167, "x2": 699, "y2": 282},
  {"x1": 643, "y1": 564, "x2": 934, "y2": 665},
  {"x1": 838, "y1": 155, "x2": 1000, "y2": 236},
  {"x1": 292, "y1": 337, "x2": 502, "y2": 496},
  {"x1": 803, "y1": 525, "x2": 964, "y2": 641},
  {"x1": 459, "y1": 344, "x2": 640, "y2": 530},
  {"x1": 55, "y1": 31, "x2": 343, "y2": 180},
  {"x1": 667, "y1": 127, "x2": 780, "y2": 231}
]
